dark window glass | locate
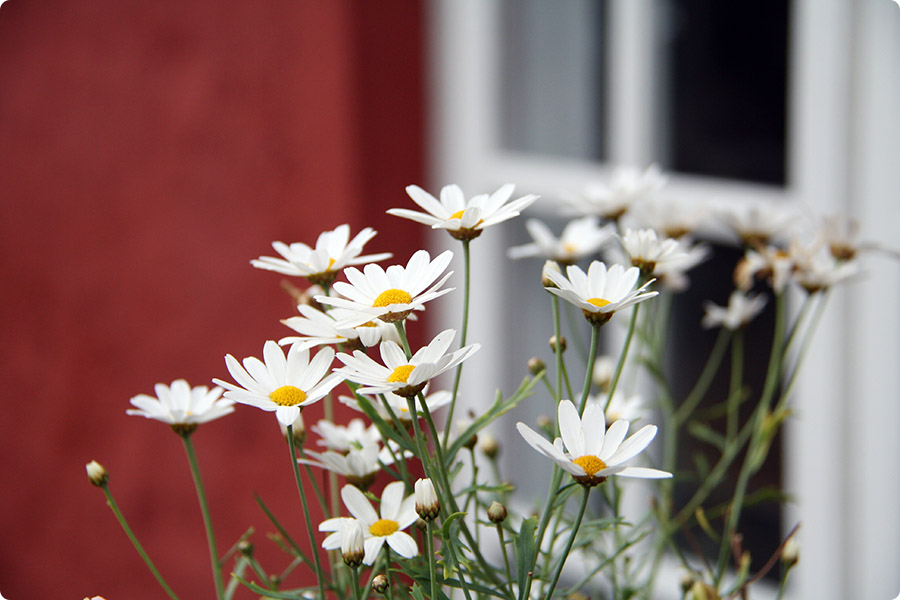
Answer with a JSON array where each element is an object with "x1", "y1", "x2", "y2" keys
[{"x1": 659, "y1": 0, "x2": 791, "y2": 184}]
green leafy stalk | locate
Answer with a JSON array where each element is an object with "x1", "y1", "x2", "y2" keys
[
  {"x1": 180, "y1": 433, "x2": 224, "y2": 600},
  {"x1": 578, "y1": 323, "x2": 601, "y2": 414},
  {"x1": 603, "y1": 303, "x2": 641, "y2": 413},
  {"x1": 99, "y1": 482, "x2": 179, "y2": 600}
]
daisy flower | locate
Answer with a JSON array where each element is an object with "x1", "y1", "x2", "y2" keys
[
  {"x1": 213, "y1": 342, "x2": 343, "y2": 427},
  {"x1": 299, "y1": 441, "x2": 404, "y2": 490},
  {"x1": 734, "y1": 246, "x2": 795, "y2": 293},
  {"x1": 618, "y1": 228, "x2": 692, "y2": 276},
  {"x1": 716, "y1": 203, "x2": 796, "y2": 249},
  {"x1": 127, "y1": 379, "x2": 234, "y2": 434},
  {"x1": 279, "y1": 304, "x2": 400, "y2": 351},
  {"x1": 702, "y1": 290, "x2": 768, "y2": 330},
  {"x1": 251, "y1": 224, "x2": 392, "y2": 286},
  {"x1": 565, "y1": 164, "x2": 667, "y2": 220},
  {"x1": 340, "y1": 389, "x2": 452, "y2": 423},
  {"x1": 793, "y1": 251, "x2": 860, "y2": 294},
  {"x1": 516, "y1": 399, "x2": 671, "y2": 487},
  {"x1": 336, "y1": 329, "x2": 480, "y2": 398},
  {"x1": 312, "y1": 418, "x2": 382, "y2": 453},
  {"x1": 630, "y1": 196, "x2": 707, "y2": 239},
  {"x1": 543, "y1": 261, "x2": 658, "y2": 326},
  {"x1": 388, "y1": 183, "x2": 538, "y2": 241},
  {"x1": 589, "y1": 392, "x2": 648, "y2": 425},
  {"x1": 316, "y1": 249, "x2": 455, "y2": 325},
  {"x1": 507, "y1": 217, "x2": 616, "y2": 264},
  {"x1": 320, "y1": 482, "x2": 418, "y2": 565}
]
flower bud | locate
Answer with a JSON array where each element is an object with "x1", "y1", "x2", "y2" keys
[
  {"x1": 487, "y1": 501, "x2": 508, "y2": 524},
  {"x1": 541, "y1": 260, "x2": 562, "y2": 288},
  {"x1": 373, "y1": 573, "x2": 389, "y2": 594},
  {"x1": 527, "y1": 357, "x2": 546, "y2": 375},
  {"x1": 679, "y1": 572, "x2": 695, "y2": 592},
  {"x1": 280, "y1": 412, "x2": 306, "y2": 446},
  {"x1": 415, "y1": 478, "x2": 440, "y2": 521},
  {"x1": 457, "y1": 420, "x2": 477, "y2": 450},
  {"x1": 689, "y1": 581, "x2": 720, "y2": 600},
  {"x1": 238, "y1": 540, "x2": 254, "y2": 557},
  {"x1": 536, "y1": 415, "x2": 552, "y2": 432},
  {"x1": 549, "y1": 335, "x2": 567, "y2": 353},
  {"x1": 340, "y1": 520, "x2": 365, "y2": 568},
  {"x1": 85, "y1": 461, "x2": 109, "y2": 487},
  {"x1": 478, "y1": 432, "x2": 500, "y2": 459},
  {"x1": 781, "y1": 537, "x2": 799, "y2": 568},
  {"x1": 591, "y1": 355, "x2": 615, "y2": 390}
]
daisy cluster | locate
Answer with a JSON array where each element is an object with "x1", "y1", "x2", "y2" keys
[{"x1": 97, "y1": 169, "x2": 874, "y2": 600}]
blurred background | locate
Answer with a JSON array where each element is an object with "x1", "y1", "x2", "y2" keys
[{"x1": 1, "y1": 1, "x2": 898, "y2": 599}]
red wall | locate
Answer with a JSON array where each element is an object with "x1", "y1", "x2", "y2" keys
[{"x1": 0, "y1": 1, "x2": 425, "y2": 597}]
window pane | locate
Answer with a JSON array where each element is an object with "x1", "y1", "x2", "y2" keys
[
  {"x1": 657, "y1": 0, "x2": 791, "y2": 184},
  {"x1": 499, "y1": 0, "x2": 607, "y2": 160}
]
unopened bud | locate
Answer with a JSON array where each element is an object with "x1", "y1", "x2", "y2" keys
[
  {"x1": 527, "y1": 357, "x2": 546, "y2": 376},
  {"x1": 478, "y1": 432, "x2": 500, "y2": 459},
  {"x1": 415, "y1": 478, "x2": 440, "y2": 521},
  {"x1": 85, "y1": 461, "x2": 109, "y2": 487},
  {"x1": 280, "y1": 413, "x2": 306, "y2": 446},
  {"x1": 457, "y1": 420, "x2": 477, "y2": 450},
  {"x1": 549, "y1": 335, "x2": 567, "y2": 353},
  {"x1": 238, "y1": 540, "x2": 254, "y2": 557},
  {"x1": 536, "y1": 415, "x2": 552, "y2": 432},
  {"x1": 487, "y1": 501, "x2": 508, "y2": 524},
  {"x1": 373, "y1": 573, "x2": 389, "y2": 594},
  {"x1": 680, "y1": 572, "x2": 695, "y2": 592},
  {"x1": 340, "y1": 520, "x2": 365, "y2": 568},
  {"x1": 781, "y1": 537, "x2": 799, "y2": 568},
  {"x1": 689, "y1": 581, "x2": 720, "y2": 600},
  {"x1": 541, "y1": 260, "x2": 562, "y2": 288}
]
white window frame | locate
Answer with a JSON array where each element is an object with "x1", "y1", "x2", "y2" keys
[{"x1": 426, "y1": 1, "x2": 900, "y2": 599}]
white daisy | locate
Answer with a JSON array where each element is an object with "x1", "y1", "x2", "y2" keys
[
  {"x1": 565, "y1": 165, "x2": 667, "y2": 220},
  {"x1": 618, "y1": 228, "x2": 692, "y2": 276},
  {"x1": 299, "y1": 441, "x2": 403, "y2": 490},
  {"x1": 319, "y1": 482, "x2": 418, "y2": 565},
  {"x1": 702, "y1": 290, "x2": 768, "y2": 330},
  {"x1": 340, "y1": 389, "x2": 452, "y2": 423},
  {"x1": 127, "y1": 379, "x2": 234, "y2": 433},
  {"x1": 543, "y1": 261, "x2": 658, "y2": 326},
  {"x1": 336, "y1": 329, "x2": 479, "y2": 398},
  {"x1": 279, "y1": 304, "x2": 400, "y2": 351},
  {"x1": 316, "y1": 249, "x2": 455, "y2": 325},
  {"x1": 251, "y1": 224, "x2": 392, "y2": 286},
  {"x1": 734, "y1": 246, "x2": 795, "y2": 293},
  {"x1": 516, "y1": 399, "x2": 671, "y2": 487},
  {"x1": 312, "y1": 418, "x2": 382, "y2": 453},
  {"x1": 630, "y1": 196, "x2": 708, "y2": 239},
  {"x1": 213, "y1": 342, "x2": 343, "y2": 427},
  {"x1": 716, "y1": 203, "x2": 796, "y2": 249},
  {"x1": 507, "y1": 217, "x2": 616, "y2": 264},
  {"x1": 589, "y1": 392, "x2": 648, "y2": 425},
  {"x1": 388, "y1": 183, "x2": 538, "y2": 241}
]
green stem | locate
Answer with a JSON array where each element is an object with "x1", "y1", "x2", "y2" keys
[
  {"x1": 552, "y1": 295, "x2": 565, "y2": 403},
  {"x1": 497, "y1": 524, "x2": 513, "y2": 587},
  {"x1": 543, "y1": 487, "x2": 591, "y2": 600},
  {"x1": 603, "y1": 303, "x2": 641, "y2": 414},
  {"x1": 351, "y1": 566, "x2": 362, "y2": 600},
  {"x1": 100, "y1": 483, "x2": 179, "y2": 600},
  {"x1": 726, "y1": 330, "x2": 745, "y2": 442},
  {"x1": 426, "y1": 520, "x2": 438, "y2": 600},
  {"x1": 673, "y1": 328, "x2": 731, "y2": 424},
  {"x1": 444, "y1": 238, "x2": 472, "y2": 448},
  {"x1": 180, "y1": 434, "x2": 224, "y2": 600},
  {"x1": 286, "y1": 423, "x2": 327, "y2": 600},
  {"x1": 578, "y1": 324, "x2": 601, "y2": 414}
]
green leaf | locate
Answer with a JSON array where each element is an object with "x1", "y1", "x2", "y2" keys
[
  {"x1": 688, "y1": 421, "x2": 726, "y2": 450},
  {"x1": 514, "y1": 516, "x2": 538, "y2": 600},
  {"x1": 230, "y1": 573, "x2": 309, "y2": 599},
  {"x1": 439, "y1": 511, "x2": 467, "y2": 539}
]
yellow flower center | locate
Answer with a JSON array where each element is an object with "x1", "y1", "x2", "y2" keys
[
  {"x1": 269, "y1": 385, "x2": 308, "y2": 407},
  {"x1": 587, "y1": 297, "x2": 611, "y2": 308},
  {"x1": 387, "y1": 365, "x2": 415, "y2": 383},
  {"x1": 562, "y1": 242, "x2": 578, "y2": 255},
  {"x1": 373, "y1": 288, "x2": 413, "y2": 308},
  {"x1": 450, "y1": 210, "x2": 466, "y2": 219},
  {"x1": 369, "y1": 518, "x2": 399, "y2": 537},
  {"x1": 572, "y1": 455, "x2": 607, "y2": 477}
]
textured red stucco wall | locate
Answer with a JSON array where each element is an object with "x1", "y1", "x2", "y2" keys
[{"x1": 0, "y1": 1, "x2": 425, "y2": 597}]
